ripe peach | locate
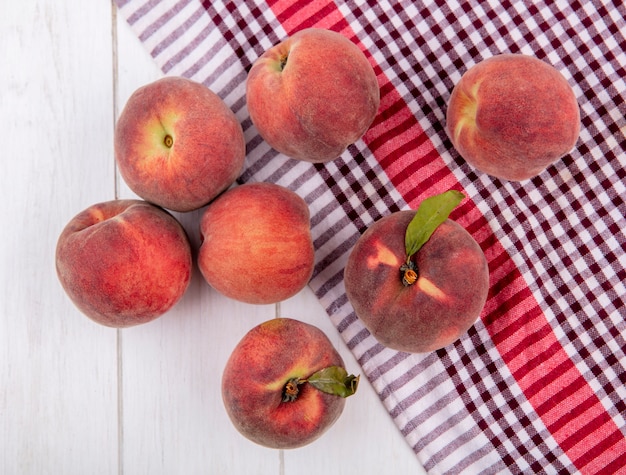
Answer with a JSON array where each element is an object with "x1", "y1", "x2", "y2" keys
[
  {"x1": 55, "y1": 200, "x2": 192, "y2": 328},
  {"x1": 198, "y1": 182, "x2": 314, "y2": 304},
  {"x1": 446, "y1": 54, "x2": 580, "y2": 181},
  {"x1": 222, "y1": 318, "x2": 353, "y2": 449},
  {"x1": 246, "y1": 28, "x2": 380, "y2": 163},
  {"x1": 114, "y1": 76, "x2": 245, "y2": 212},
  {"x1": 344, "y1": 212, "x2": 489, "y2": 353}
]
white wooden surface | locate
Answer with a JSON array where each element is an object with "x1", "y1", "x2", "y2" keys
[{"x1": 1, "y1": 1, "x2": 426, "y2": 473}]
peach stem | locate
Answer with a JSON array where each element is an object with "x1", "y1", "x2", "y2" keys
[
  {"x1": 282, "y1": 377, "x2": 303, "y2": 402},
  {"x1": 279, "y1": 53, "x2": 288, "y2": 71},
  {"x1": 399, "y1": 261, "x2": 418, "y2": 287}
]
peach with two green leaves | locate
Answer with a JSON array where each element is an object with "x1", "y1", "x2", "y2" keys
[{"x1": 221, "y1": 317, "x2": 359, "y2": 449}]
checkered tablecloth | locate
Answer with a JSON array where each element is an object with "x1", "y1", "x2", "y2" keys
[{"x1": 114, "y1": 1, "x2": 626, "y2": 472}]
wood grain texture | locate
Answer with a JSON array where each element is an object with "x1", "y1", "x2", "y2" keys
[
  {"x1": 1, "y1": 1, "x2": 118, "y2": 474},
  {"x1": 0, "y1": 1, "x2": 425, "y2": 473}
]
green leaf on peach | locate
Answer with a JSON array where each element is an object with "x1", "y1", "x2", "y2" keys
[
  {"x1": 405, "y1": 190, "x2": 465, "y2": 260},
  {"x1": 307, "y1": 366, "x2": 360, "y2": 398}
]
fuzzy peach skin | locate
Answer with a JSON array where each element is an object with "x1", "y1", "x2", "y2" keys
[
  {"x1": 246, "y1": 28, "x2": 380, "y2": 163},
  {"x1": 198, "y1": 182, "x2": 315, "y2": 304},
  {"x1": 222, "y1": 318, "x2": 347, "y2": 449},
  {"x1": 55, "y1": 200, "x2": 192, "y2": 328},
  {"x1": 114, "y1": 76, "x2": 245, "y2": 212},
  {"x1": 446, "y1": 54, "x2": 580, "y2": 181},
  {"x1": 344, "y1": 212, "x2": 489, "y2": 353}
]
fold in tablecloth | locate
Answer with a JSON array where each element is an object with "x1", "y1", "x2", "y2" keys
[{"x1": 114, "y1": 1, "x2": 626, "y2": 472}]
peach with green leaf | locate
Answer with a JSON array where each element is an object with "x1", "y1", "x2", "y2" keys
[
  {"x1": 344, "y1": 190, "x2": 489, "y2": 353},
  {"x1": 221, "y1": 317, "x2": 359, "y2": 449}
]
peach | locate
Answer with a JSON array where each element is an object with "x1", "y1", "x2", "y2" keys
[
  {"x1": 198, "y1": 182, "x2": 314, "y2": 304},
  {"x1": 446, "y1": 54, "x2": 580, "y2": 181},
  {"x1": 55, "y1": 199, "x2": 192, "y2": 328},
  {"x1": 246, "y1": 28, "x2": 380, "y2": 163},
  {"x1": 222, "y1": 318, "x2": 358, "y2": 449},
  {"x1": 114, "y1": 76, "x2": 245, "y2": 212},
  {"x1": 344, "y1": 211, "x2": 489, "y2": 353}
]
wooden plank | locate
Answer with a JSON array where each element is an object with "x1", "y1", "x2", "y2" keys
[
  {"x1": 0, "y1": 1, "x2": 119, "y2": 474},
  {"x1": 114, "y1": 16, "x2": 282, "y2": 474}
]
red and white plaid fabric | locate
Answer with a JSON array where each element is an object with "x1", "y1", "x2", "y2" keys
[{"x1": 114, "y1": 1, "x2": 626, "y2": 472}]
